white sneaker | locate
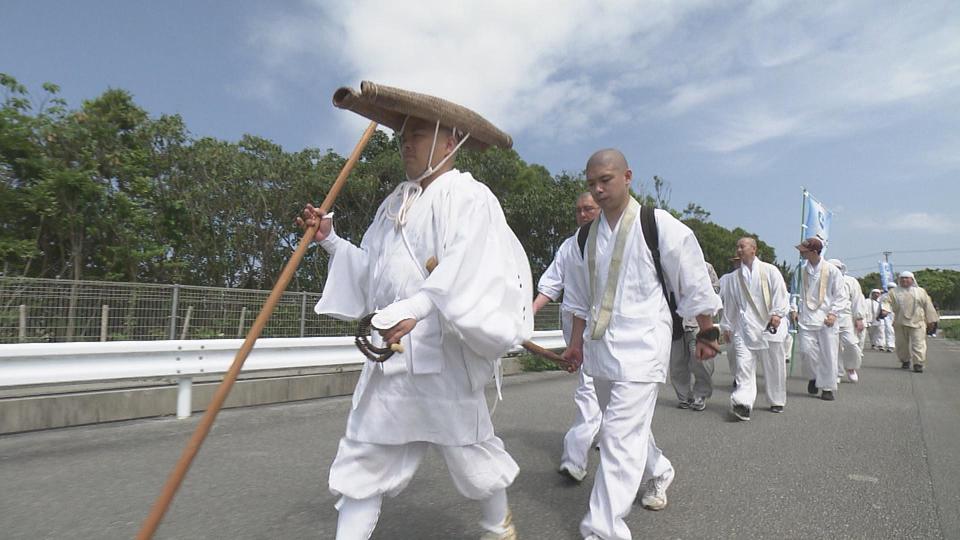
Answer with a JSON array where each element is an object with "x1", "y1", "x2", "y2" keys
[
  {"x1": 558, "y1": 462, "x2": 587, "y2": 482},
  {"x1": 640, "y1": 467, "x2": 675, "y2": 510},
  {"x1": 846, "y1": 369, "x2": 859, "y2": 383},
  {"x1": 479, "y1": 509, "x2": 516, "y2": 540}
]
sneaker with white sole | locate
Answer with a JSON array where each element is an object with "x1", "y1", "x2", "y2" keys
[
  {"x1": 640, "y1": 468, "x2": 674, "y2": 510},
  {"x1": 731, "y1": 403, "x2": 751, "y2": 421},
  {"x1": 558, "y1": 462, "x2": 587, "y2": 482},
  {"x1": 846, "y1": 369, "x2": 859, "y2": 383},
  {"x1": 690, "y1": 396, "x2": 706, "y2": 411}
]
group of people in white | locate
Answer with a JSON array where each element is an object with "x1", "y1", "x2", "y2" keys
[{"x1": 299, "y1": 93, "x2": 940, "y2": 539}]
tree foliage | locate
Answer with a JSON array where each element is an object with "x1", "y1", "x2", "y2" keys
[{"x1": 2, "y1": 75, "x2": 786, "y2": 292}]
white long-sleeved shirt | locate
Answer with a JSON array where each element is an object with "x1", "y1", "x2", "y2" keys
[{"x1": 563, "y1": 206, "x2": 722, "y2": 383}]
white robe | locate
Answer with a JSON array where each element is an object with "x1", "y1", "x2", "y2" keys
[
  {"x1": 563, "y1": 208, "x2": 723, "y2": 383},
  {"x1": 721, "y1": 260, "x2": 790, "y2": 409},
  {"x1": 563, "y1": 205, "x2": 721, "y2": 540},
  {"x1": 314, "y1": 169, "x2": 533, "y2": 446},
  {"x1": 792, "y1": 259, "x2": 848, "y2": 391}
]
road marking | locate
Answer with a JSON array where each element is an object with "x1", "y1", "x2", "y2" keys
[{"x1": 847, "y1": 474, "x2": 879, "y2": 483}]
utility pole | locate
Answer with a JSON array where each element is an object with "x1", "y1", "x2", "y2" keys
[{"x1": 883, "y1": 251, "x2": 891, "y2": 263}]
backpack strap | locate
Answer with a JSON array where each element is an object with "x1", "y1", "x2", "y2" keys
[
  {"x1": 641, "y1": 206, "x2": 668, "y2": 302},
  {"x1": 642, "y1": 206, "x2": 684, "y2": 339},
  {"x1": 577, "y1": 219, "x2": 593, "y2": 258}
]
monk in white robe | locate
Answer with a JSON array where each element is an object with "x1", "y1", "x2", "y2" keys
[
  {"x1": 882, "y1": 271, "x2": 939, "y2": 372},
  {"x1": 827, "y1": 259, "x2": 866, "y2": 383},
  {"x1": 722, "y1": 237, "x2": 790, "y2": 418},
  {"x1": 561, "y1": 149, "x2": 722, "y2": 540},
  {"x1": 532, "y1": 192, "x2": 603, "y2": 482},
  {"x1": 790, "y1": 237, "x2": 849, "y2": 401},
  {"x1": 865, "y1": 289, "x2": 884, "y2": 350},
  {"x1": 300, "y1": 116, "x2": 530, "y2": 540},
  {"x1": 878, "y1": 286, "x2": 897, "y2": 352}
]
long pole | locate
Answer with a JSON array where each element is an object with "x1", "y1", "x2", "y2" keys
[
  {"x1": 136, "y1": 121, "x2": 378, "y2": 540},
  {"x1": 789, "y1": 188, "x2": 808, "y2": 373}
]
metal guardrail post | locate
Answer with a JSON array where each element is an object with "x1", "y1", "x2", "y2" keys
[
  {"x1": 180, "y1": 306, "x2": 193, "y2": 340},
  {"x1": 19, "y1": 304, "x2": 27, "y2": 343},
  {"x1": 300, "y1": 292, "x2": 307, "y2": 337},
  {"x1": 237, "y1": 307, "x2": 247, "y2": 338},
  {"x1": 176, "y1": 378, "x2": 192, "y2": 419},
  {"x1": 100, "y1": 305, "x2": 109, "y2": 342},
  {"x1": 168, "y1": 285, "x2": 179, "y2": 340}
]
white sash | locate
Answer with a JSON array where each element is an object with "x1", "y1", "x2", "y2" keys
[
  {"x1": 738, "y1": 262, "x2": 771, "y2": 322},
  {"x1": 801, "y1": 262, "x2": 828, "y2": 312},
  {"x1": 587, "y1": 198, "x2": 640, "y2": 340}
]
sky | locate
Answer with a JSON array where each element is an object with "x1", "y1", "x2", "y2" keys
[{"x1": 3, "y1": 0, "x2": 960, "y2": 279}]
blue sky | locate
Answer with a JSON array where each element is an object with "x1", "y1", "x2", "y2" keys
[{"x1": 3, "y1": 0, "x2": 959, "y2": 278}]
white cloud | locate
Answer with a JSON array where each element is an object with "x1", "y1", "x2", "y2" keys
[
  {"x1": 854, "y1": 211, "x2": 959, "y2": 234},
  {"x1": 244, "y1": 0, "x2": 960, "y2": 153}
]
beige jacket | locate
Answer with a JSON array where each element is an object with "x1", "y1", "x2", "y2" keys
[{"x1": 882, "y1": 286, "x2": 939, "y2": 328}]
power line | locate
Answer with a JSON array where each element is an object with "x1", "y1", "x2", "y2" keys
[
  {"x1": 839, "y1": 248, "x2": 960, "y2": 262},
  {"x1": 849, "y1": 263, "x2": 960, "y2": 274}
]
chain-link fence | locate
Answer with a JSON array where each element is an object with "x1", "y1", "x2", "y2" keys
[{"x1": 0, "y1": 277, "x2": 562, "y2": 344}]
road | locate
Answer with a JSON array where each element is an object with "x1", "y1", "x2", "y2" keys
[{"x1": 1, "y1": 338, "x2": 958, "y2": 539}]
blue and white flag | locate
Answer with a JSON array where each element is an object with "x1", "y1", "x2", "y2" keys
[
  {"x1": 879, "y1": 261, "x2": 895, "y2": 290},
  {"x1": 802, "y1": 191, "x2": 833, "y2": 248}
]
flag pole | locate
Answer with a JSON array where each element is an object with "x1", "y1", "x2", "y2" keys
[{"x1": 789, "y1": 188, "x2": 808, "y2": 372}]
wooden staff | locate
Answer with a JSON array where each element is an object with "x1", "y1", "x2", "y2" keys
[{"x1": 136, "y1": 121, "x2": 379, "y2": 540}]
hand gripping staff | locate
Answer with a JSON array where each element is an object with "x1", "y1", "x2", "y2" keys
[{"x1": 135, "y1": 121, "x2": 378, "y2": 540}]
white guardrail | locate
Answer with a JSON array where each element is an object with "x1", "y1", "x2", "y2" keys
[{"x1": 0, "y1": 330, "x2": 565, "y2": 418}]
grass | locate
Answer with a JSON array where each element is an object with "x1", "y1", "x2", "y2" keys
[
  {"x1": 940, "y1": 319, "x2": 960, "y2": 340},
  {"x1": 517, "y1": 353, "x2": 563, "y2": 372}
]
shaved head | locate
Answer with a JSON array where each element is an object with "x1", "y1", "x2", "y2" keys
[
  {"x1": 586, "y1": 148, "x2": 629, "y2": 173},
  {"x1": 577, "y1": 191, "x2": 594, "y2": 204},
  {"x1": 584, "y1": 148, "x2": 632, "y2": 217}
]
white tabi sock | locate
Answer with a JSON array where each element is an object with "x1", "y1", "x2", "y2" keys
[
  {"x1": 479, "y1": 489, "x2": 509, "y2": 534},
  {"x1": 335, "y1": 495, "x2": 382, "y2": 540}
]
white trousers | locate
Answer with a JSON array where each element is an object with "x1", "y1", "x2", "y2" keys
[
  {"x1": 560, "y1": 368, "x2": 603, "y2": 471},
  {"x1": 837, "y1": 319, "x2": 863, "y2": 371},
  {"x1": 727, "y1": 341, "x2": 737, "y2": 379},
  {"x1": 799, "y1": 325, "x2": 840, "y2": 391},
  {"x1": 580, "y1": 379, "x2": 673, "y2": 540},
  {"x1": 868, "y1": 325, "x2": 882, "y2": 348},
  {"x1": 329, "y1": 437, "x2": 518, "y2": 539},
  {"x1": 880, "y1": 317, "x2": 895, "y2": 349},
  {"x1": 730, "y1": 336, "x2": 786, "y2": 409},
  {"x1": 669, "y1": 329, "x2": 714, "y2": 401}
]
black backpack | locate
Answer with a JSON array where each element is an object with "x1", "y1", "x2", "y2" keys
[{"x1": 577, "y1": 206, "x2": 685, "y2": 340}]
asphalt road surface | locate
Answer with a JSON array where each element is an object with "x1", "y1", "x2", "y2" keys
[{"x1": 2, "y1": 338, "x2": 958, "y2": 539}]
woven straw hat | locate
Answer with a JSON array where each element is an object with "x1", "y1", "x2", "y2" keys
[{"x1": 333, "y1": 81, "x2": 512, "y2": 151}]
